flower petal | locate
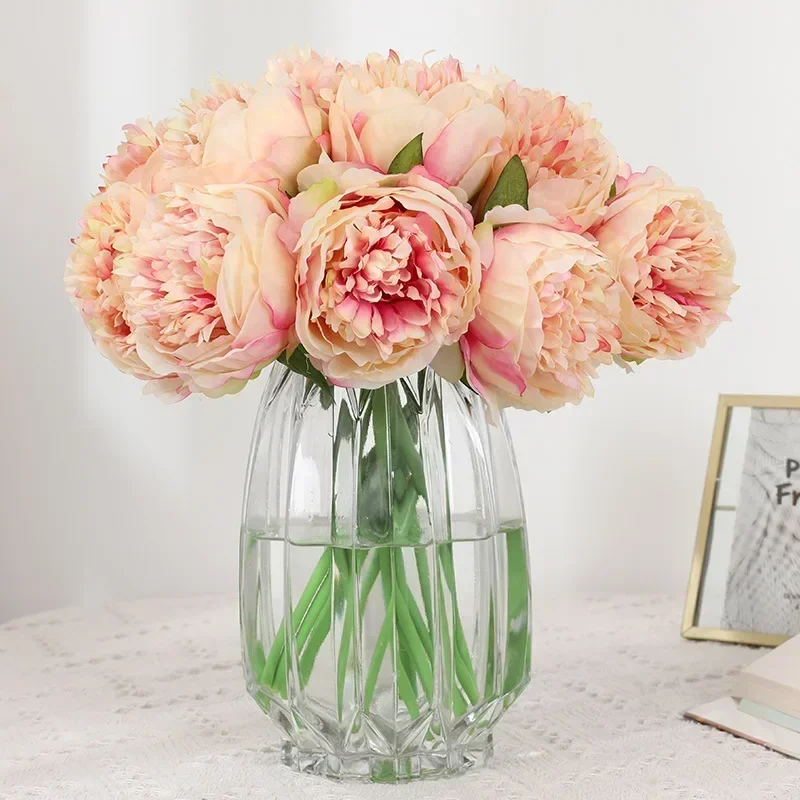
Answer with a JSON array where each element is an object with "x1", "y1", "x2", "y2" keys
[{"x1": 424, "y1": 104, "x2": 505, "y2": 185}]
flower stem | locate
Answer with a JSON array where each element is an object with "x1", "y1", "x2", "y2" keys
[
  {"x1": 253, "y1": 377, "x2": 517, "y2": 725},
  {"x1": 438, "y1": 543, "x2": 480, "y2": 706},
  {"x1": 415, "y1": 548, "x2": 434, "y2": 631},
  {"x1": 382, "y1": 549, "x2": 433, "y2": 702},
  {"x1": 276, "y1": 566, "x2": 332, "y2": 696},
  {"x1": 388, "y1": 385, "x2": 427, "y2": 499},
  {"x1": 261, "y1": 547, "x2": 331, "y2": 691},
  {"x1": 364, "y1": 578, "x2": 394, "y2": 711},
  {"x1": 337, "y1": 549, "x2": 379, "y2": 717},
  {"x1": 435, "y1": 568, "x2": 468, "y2": 717},
  {"x1": 503, "y1": 527, "x2": 531, "y2": 696},
  {"x1": 396, "y1": 655, "x2": 420, "y2": 718}
]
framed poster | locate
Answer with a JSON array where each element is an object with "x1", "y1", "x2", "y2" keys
[{"x1": 683, "y1": 395, "x2": 800, "y2": 647}]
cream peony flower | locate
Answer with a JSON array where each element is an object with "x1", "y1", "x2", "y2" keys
[
  {"x1": 155, "y1": 78, "x2": 328, "y2": 195},
  {"x1": 462, "y1": 215, "x2": 621, "y2": 411},
  {"x1": 65, "y1": 181, "x2": 161, "y2": 381},
  {"x1": 116, "y1": 182, "x2": 295, "y2": 400},
  {"x1": 326, "y1": 52, "x2": 505, "y2": 201},
  {"x1": 102, "y1": 119, "x2": 163, "y2": 186},
  {"x1": 344, "y1": 51, "x2": 465, "y2": 98},
  {"x1": 66, "y1": 50, "x2": 736, "y2": 407},
  {"x1": 476, "y1": 83, "x2": 619, "y2": 232},
  {"x1": 283, "y1": 166, "x2": 486, "y2": 388},
  {"x1": 592, "y1": 167, "x2": 736, "y2": 360},
  {"x1": 262, "y1": 47, "x2": 343, "y2": 99}
]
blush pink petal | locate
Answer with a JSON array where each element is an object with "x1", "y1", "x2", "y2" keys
[
  {"x1": 475, "y1": 84, "x2": 619, "y2": 232},
  {"x1": 159, "y1": 80, "x2": 326, "y2": 195},
  {"x1": 64, "y1": 181, "x2": 160, "y2": 382},
  {"x1": 358, "y1": 105, "x2": 448, "y2": 171},
  {"x1": 592, "y1": 167, "x2": 736, "y2": 360},
  {"x1": 454, "y1": 137, "x2": 503, "y2": 200},
  {"x1": 113, "y1": 181, "x2": 295, "y2": 399},
  {"x1": 462, "y1": 222, "x2": 622, "y2": 412},
  {"x1": 245, "y1": 88, "x2": 313, "y2": 158},
  {"x1": 423, "y1": 103, "x2": 505, "y2": 186},
  {"x1": 200, "y1": 98, "x2": 251, "y2": 175},
  {"x1": 328, "y1": 100, "x2": 367, "y2": 163},
  {"x1": 324, "y1": 53, "x2": 507, "y2": 201}
]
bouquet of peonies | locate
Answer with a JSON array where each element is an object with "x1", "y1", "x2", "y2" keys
[
  {"x1": 64, "y1": 50, "x2": 737, "y2": 778},
  {"x1": 65, "y1": 48, "x2": 735, "y2": 410}
]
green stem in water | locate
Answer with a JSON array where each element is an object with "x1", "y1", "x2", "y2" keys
[
  {"x1": 484, "y1": 598, "x2": 496, "y2": 698},
  {"x1": 395, "y1": 556, "x2": 433, "y2": 663},
  {"x1": 435, "y1": 567, "x2": 468, "y2": 717},
  {"x1": 503, "y1": 527, "x2": 531, "y2": 695},
  {"x1": 364, "y1": 576, "x2": 395, "y2": 711},
  {"x1": 386, "y1": 550, "x2": 433, "y2": 701},
  {"x1": 261, "y1": 548, "x2": 331, "y2": 689},
  {"x1": 415, "y1": 548, "x2": 434, "y2": 632},
  {"x1": 336, "y1": 576, "x2": 355, "y2": 718},
  {"x1": 255, "y1": 382, "x2": 514, "y2": 724},
  {"x1": 337, "y1": 549, "x2": 380, "y2": 717},
  {"x1": 390, "y1": 552, "x2": 418, "y2": 698},
  {"x1": 300, "y1": 547, "x2": 367, "y2": 691},
  {"x1": 299, "y1": 583, "x2": 333, "y2": 685},
  {"x1": 438, "y1": 543, "x2": 480, "y2": 706},
  {"x1": 276, "y1": 567, "x2": 332, "y2": 696},
  {"x1": 396, "y1": 654, "x2": 420, "y2": 719}
]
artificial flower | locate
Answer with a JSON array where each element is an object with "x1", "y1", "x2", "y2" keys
[
  {"x1": 102, "y1": 119, "x2": 163, "y2": 186},
  {"x1": 262, "y1": 46, "x2": 343, "y2": 99},
  {"x1": 327, "y1": 52, "x2": 505, "y2": 200},
  {"x1": 284, "y1": 166, "x2": 485, "y2": 388},
  {"x1": 157, "y1": 78, "x2": 327, "y2": 195},
  {"x1": 462, "y1": 215, "x2": 621, "y2": 411},
  {"x1": 65, "y1": 181, "x2": 159, "y2": 380},
  {"x1": 592, "y1": 167, "x2": 736, "y2": 360},
  {"x1": 116, "y1": 182, "x2": 295, "y2": 400},
  {"x1": 476, "y1": 84, "x2": 619, "y2": 232}
]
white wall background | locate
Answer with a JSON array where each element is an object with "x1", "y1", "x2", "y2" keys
[{"x1": 0, "y1": 0, "x2": 794, "y2": 621}]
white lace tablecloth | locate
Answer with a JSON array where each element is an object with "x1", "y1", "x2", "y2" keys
[{"x1": 1, "y1": 595, "x2": 797, "y2": 800}]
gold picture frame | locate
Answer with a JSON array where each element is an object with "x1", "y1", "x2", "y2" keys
[{"x1": 682, "y1": 394, "x2": 800, "y2": 647}]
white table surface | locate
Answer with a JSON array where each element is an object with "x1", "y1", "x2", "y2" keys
[{"x1": 1, "y1": 594, "x2": 797, "y2": 800}]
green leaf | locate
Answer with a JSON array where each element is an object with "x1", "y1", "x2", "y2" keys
[
  {"x1": 609, "y1": 181, "x2": 617, "y2": 200},
  {"x1": 482, "y1": 155, "x2": 528, "y2": 219},
  {"x1": 388, "y1": 133, "x2": 424, "y2": 174},
  {"x1": 278, "y1": 346, "x2": 335, "y2": 408}
]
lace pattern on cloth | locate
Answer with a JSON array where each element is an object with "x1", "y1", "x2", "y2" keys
[{"x1": 1, "y1": 595, "x2": 797, "y2": 799}]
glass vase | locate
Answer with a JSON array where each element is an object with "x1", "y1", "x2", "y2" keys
[{"x1": 239, "y1": 363, "x2": 531, "y2": 782}]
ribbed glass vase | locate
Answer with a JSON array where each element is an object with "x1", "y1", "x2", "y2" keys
[{"x1": 239, "y1": 363, "x2": 531, "y2": 782}]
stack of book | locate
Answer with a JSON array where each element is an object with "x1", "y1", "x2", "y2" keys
[{"x1": 686, "y1": 634, "x2": 800, "y2": 758}]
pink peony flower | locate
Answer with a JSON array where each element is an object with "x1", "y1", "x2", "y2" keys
[
  {"x1": 155, "y1": 78, "x2": 328, "y2": 195},
  {"x1": 592, "y1": 167, "x2": 736, "y2": 360},
  {"x1": 65, "y1": 50, "x2": 736, "y2": 405},
  {"x1": 116, "y1": 182, "x2": 295, "y2": 400},
  {"x1": 465, "y1": 66, "x2": 512, "y2": 97},
  {"x1": 65, "y1": 182, "x2": 162, "y2": 381},
  {"x1": 476, "y1": 83, "x2": 619, "y2": 232},
  {"x1": 344, "y1": 51, "x2": 465, "y2": 98},
  {"x1": 102, "y1": 119, "x2": 163, "y2": 186},
  {"x1": 462, "y1": 215, "x2": 621, "y2": 411},
  {"x1": 327, "y1": 52, "x2": 505, "y2": 201},
  {"x1": 262, "y1": 47, "x2": 343, "y2": 99},
  {"x1": 283, "y1": 166, "x2": 486, "y2": 388}
]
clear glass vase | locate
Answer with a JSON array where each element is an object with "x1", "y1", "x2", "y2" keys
[{"x1": 239, "y1": 363, "x2": 531, "y2": 782}]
